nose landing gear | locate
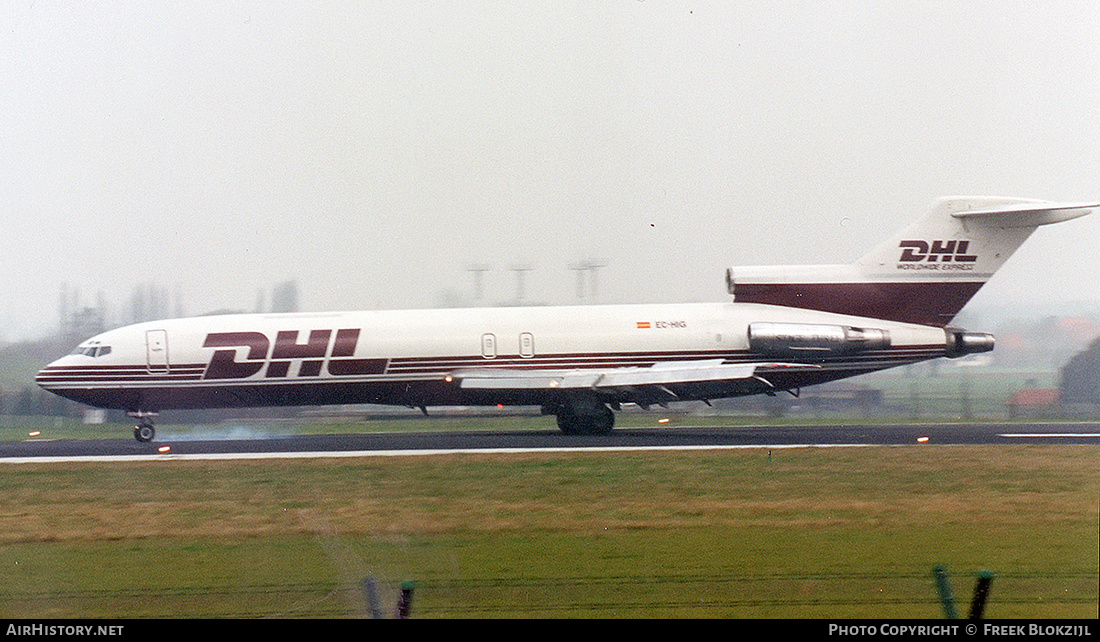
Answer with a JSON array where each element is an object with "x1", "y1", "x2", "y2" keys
[
  {"x1": 134, "y1": 420, "x2": 155, "y2": 443},
  {"x1": 128, "y1": 411, "x2": 158, "y2": 443}
]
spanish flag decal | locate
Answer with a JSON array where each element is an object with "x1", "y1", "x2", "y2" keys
[{"x1": 636, "y1": 321, "x2": 651, "y2": 329}]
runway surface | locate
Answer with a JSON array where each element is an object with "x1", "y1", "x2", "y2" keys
[{"x1": 2, "y1": 422, "x2": 1098, "y2": 463}]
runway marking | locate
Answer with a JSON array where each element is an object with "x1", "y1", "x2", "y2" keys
[
  {"x1": 0, "y1": 443, "x2": 877, "y2": 464},
  {"x1": 999, "y1": 433, "x2": 1100, "y2": 439}
]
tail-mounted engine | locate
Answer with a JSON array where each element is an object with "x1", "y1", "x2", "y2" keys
[
  {"x1": 748, "y1": 322, "x2": 891, "y2": 358},
  {"x1": 944, "y1": 328, "x2": 995, "y2": 358}
]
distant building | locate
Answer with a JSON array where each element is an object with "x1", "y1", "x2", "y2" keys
[
  {"x1": 1005, "y1": 389, "x2": 1059, "y2": 419},
  {"x1": 270, "y1": 280, "x2": 299, "y2": 313}
]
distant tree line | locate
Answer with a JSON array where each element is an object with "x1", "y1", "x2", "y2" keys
[
  {"x1": 57, "y1": 279, "x2": 300, "y2": 340},
  {"x1": 0, "y1": 385, "x2": 76, "y2": 417},
  {"x1": 260, "y1": 280, "x2": 299, "y2": 314},
  {"x1": 0, "y1": 338, "x2": 76, "y2": 417}
]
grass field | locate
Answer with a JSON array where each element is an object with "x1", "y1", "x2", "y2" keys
[{"x1": 0, "y1": 440, "x2": 1096, "y2": 618}]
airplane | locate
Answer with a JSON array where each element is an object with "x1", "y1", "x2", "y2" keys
[{"x1": 37, "y1": 196, "x2": 1094, "y2": 442}]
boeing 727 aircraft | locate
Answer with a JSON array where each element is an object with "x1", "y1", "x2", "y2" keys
[{"x1": 37, "y1": 196, "x2": 1094, "y2": 442}]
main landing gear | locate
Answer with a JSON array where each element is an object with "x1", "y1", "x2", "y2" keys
[
  {"x1": 128, "y1": 411, "x2": 158, "y2": 443},
  {"x1": 553, "y1": 396, "x2": 616, "y2": 436}
]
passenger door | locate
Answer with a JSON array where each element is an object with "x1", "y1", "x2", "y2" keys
[{"x1": 146, "y1": 329, "x2": 169, "y2": 374}]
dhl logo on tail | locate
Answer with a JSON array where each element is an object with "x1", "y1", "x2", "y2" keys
[{"x1": 898, "y1": 240, "x2": 977, "y2": 263}]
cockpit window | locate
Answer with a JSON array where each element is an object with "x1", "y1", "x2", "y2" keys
[{"x1": 71, "y1": 342, "x2": 111, "y2": 358}]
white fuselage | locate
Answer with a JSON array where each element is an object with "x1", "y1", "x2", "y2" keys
[{"x1": 37, "y1": 301, "x2": 954, "y2": 413}]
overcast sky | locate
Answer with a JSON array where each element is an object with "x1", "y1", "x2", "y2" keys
[{"x1": 3, "y1": 1, "x2": 1099, "y2": 341}]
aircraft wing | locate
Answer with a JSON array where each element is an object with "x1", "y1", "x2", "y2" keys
[{"x1": 447, "y1": 359, "x2": 816, "y2": 392}]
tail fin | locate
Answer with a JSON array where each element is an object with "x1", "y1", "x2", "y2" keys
[{"x1": 727, "y1": 196, "x2": 1095, "y2": 326}]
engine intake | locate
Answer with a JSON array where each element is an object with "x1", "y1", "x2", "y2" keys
[{"x1": 748, "y1": 323, "x2": 891, "y2": 357}]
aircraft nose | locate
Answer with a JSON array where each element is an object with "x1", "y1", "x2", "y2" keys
[
  {"x1": 36, "y1": 363, "x2": 55, "y2": 390},
  {"x1": 35, "y1": 356, "x2": 72, "y2": 391}
]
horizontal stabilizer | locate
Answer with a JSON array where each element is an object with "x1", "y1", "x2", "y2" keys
[{"x1": 949, "y1": 200, "x2": 1096, "y2": 228}]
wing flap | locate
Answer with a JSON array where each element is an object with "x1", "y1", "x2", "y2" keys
[{"x1": 448, "y1": 360, "x2": 814, "y2": 391}]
